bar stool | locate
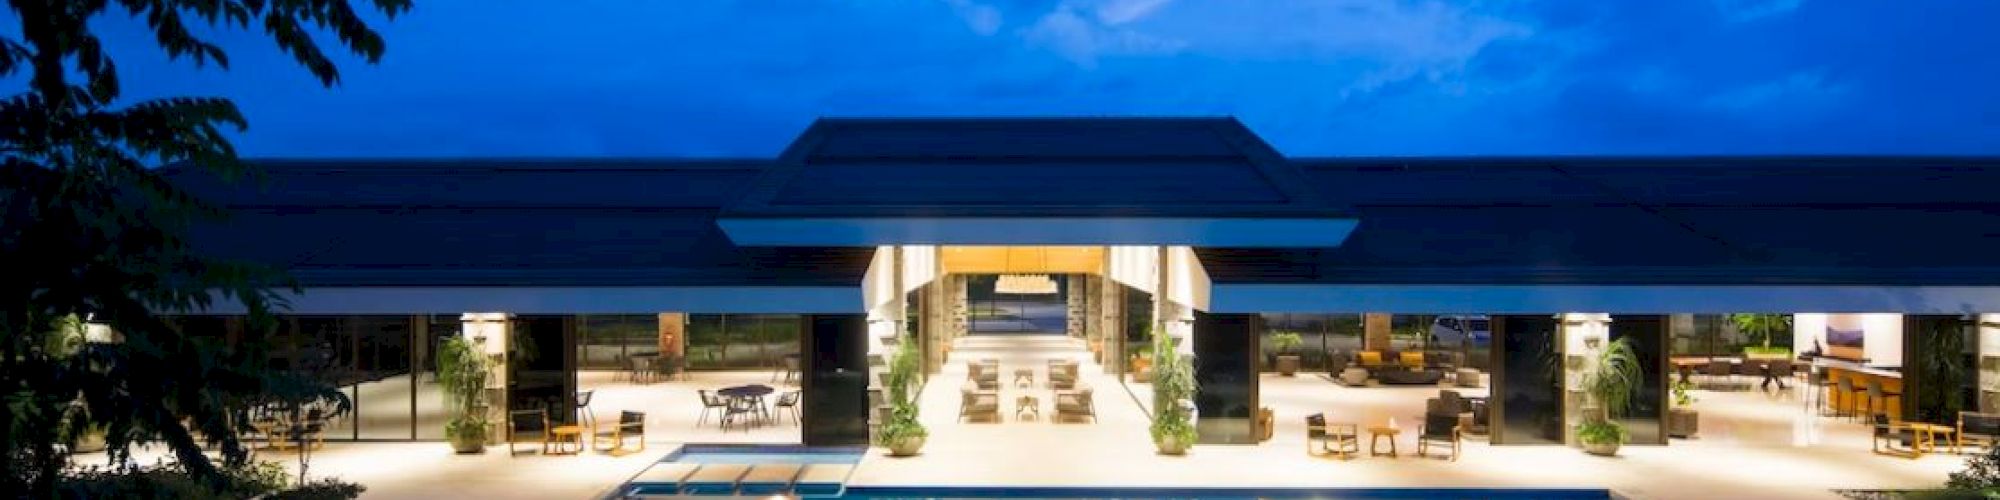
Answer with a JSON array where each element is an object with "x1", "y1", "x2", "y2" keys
[
  {"x1": 1865, "y1": 379, "x2": 1901, "y2": 421},
  {"x1": 1805, "y1": 366, "x2": 1829, "y2": 415}
]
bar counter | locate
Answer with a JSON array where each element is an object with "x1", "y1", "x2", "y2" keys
[{"x1": 1813, "y1": 357, "x2": 1902, "y2": 417}]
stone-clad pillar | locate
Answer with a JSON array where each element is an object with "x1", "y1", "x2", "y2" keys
[{"x1": 1364, "y1": 313, "x2": 1392, "y2": 351}]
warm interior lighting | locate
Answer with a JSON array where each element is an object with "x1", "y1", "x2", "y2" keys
[{"x1": 994, "y1": 274, "x2": 1058, "y2": 295}]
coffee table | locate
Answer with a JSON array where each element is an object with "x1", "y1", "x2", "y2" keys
[
  {"x1": 549, "y1": 425, "x2": 586, "y2": 455},
  {"x1": 1368, "y1": 426, "x2": 1402, "y2": 457},
  {"x1": 1909, "y1": 422, "x2": 1955, "y2": 455},
  {"x1": 1015, "y1": 395, "x2": 1040, "y2": 422}
]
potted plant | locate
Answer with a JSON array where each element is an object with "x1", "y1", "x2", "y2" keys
[
  {"x1": 438, "y1": 335, "x2": 491, "y2": 454},
  {"x1": 1577, "y1": 337, "x2": 1643, "y2": 456},
  {"x1": 1667, "y1": 379, "x2": 1699, "y2": 438},
  {"x1": 1129, "y1": 343, "x2": 1155, "y2": 383},
  {"x1": 879, "y1": 337, "x2": 928, "y2": 457},
  {"x1": 1577, "y1": 420, "x2": 1627, "y2": 456},
  {"x1": 1149, "y1": 329, "x2": 1199, "y2": 455},
  {"x1": 1269, "y1": 331, "x2": 1304, "y2": 377}
]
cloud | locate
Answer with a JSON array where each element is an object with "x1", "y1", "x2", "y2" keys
[
  {"x1": 1020, "y1": 3, "x2": 1186, "y2": 66},
  {"x1": 945, "y1": 0, "x2": 1004, "y2": 35},
  {"x1": 1090, "y1": 0, "x2": 1171, "y2": 25},
  {"x1": 1712, "y1": 0, "x2": 1805, "y2": 22}
]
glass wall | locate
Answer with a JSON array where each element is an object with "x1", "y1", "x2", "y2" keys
[
  {"x1": 685, "y1": 314, "x2": 802, "y2": 370},
  {"x1": 575, "y1": 314, "x2": 658, "y2": 370},
  {"x1": 1497, "y1": 315, "x2": 1564, "y2": 444},
  {"x1": 1672, "y1": 314, "x2": 1795, "y2": 356},
  {"x1": 1258, "y1": 314, "x2": 1362, "y2": 372},
  {"x1": 414, "y1": 315, "x2": 459, "y2": 440},
  {"x1": 1610, "y1": 315, "x2": 1667, "y2": 444}
]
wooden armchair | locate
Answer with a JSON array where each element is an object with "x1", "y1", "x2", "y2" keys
[
  {"x1": 958, "y1": 385, "x2": 1000, "y2": 423},
  {"x1": 1960, "y1": 411, "x2": 2000, "y2": 453},
  {"x1": 593, "y1": 411, "x2": 646, "y2": 454},
  {"x1": 508, "y1": 409, "x2": 552, "y2": 457},
  {"x1": 1304, "y1": 413, "x2": 1358, "y2": 458},
  {"x1": 1417, "y1": 412, "x2": 1462, "y2": 461},
  {"x1": 1055, "y1": 386, "x2": 1096, "y2": 423}
]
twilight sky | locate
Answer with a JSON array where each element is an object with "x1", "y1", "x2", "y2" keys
[{"x1": 44, "y1": 0, "x2": 2000, "y2": 157}]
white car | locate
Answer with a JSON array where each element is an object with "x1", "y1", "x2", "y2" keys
[{"x1": 1430, "y1": 315, "x2": 1491, "y2": 346}]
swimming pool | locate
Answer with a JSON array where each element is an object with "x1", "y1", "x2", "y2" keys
[{"x1": 833, "y1": 486, "x2": 1610, "y2": 499}]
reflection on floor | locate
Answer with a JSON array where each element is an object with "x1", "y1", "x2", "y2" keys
[
  {"x1": 579, "y1": 370, "x2": 801, "y2": 445},
  {"x1": 853, "y1": 365, "x2": 1964, "y2": 499}
]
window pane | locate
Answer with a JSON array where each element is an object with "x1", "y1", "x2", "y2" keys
[{"x1": 353, "y1": 316, "x2": 414, "y2": 440}]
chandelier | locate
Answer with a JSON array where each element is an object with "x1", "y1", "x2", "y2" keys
[{"x1": 994, "y1": 274, "x2": 1058, "y2": 295}]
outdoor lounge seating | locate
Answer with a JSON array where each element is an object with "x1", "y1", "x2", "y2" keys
[
  {"x1": 1305, "y1": 413, "x2": 1359, "y2": 458},
  {"x1": 1417, "y1": 412, "x2": 1462, "y2": 461},
  {"x1": 1872, "y1": 414, "x2": 1918, "y2": 458},
  {"x1": 1055, "y1": 386, "x2": 1096, "y2": 423},
  {"x1": 1961, "y1": 411, "x2": 2000, "y2": 453},
  {"x1": 969, "y1": 360, "x2": 1001, "y2": 391},
  {"x1": 1048, "y1": 359, "x2": 1079, "y2": 389},
  {"x1": 508, "y1": 409, "x2": 552, "y2": 456},
  {"x1": 593, "y1": 410, "x2": 645, "y2": 453},
  {"x1": 959, "y1": 385, "x2": 1000, "y2": 422}
]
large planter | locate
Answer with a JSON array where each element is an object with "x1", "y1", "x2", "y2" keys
[
  {"x1": 1275, "y1": 355, "x2": 1301, "y2": 376},
  {"x1": 72, "y1": 431, "x2": 106, "y2": 454},
  {"x1": 1154, "y1": 435, "x2": 1191, "y2": 456},
  {"x1": 1582, "y1": 440, "x2": 1620, "y2": 456},
  {"x1": 886, "y1": 435, "x2": 926, "y2": 457},
  {"x1": 1667, "y1": 408, "x2": 1699, "y2": 438},
  {"x1": 450, "y1": 431, "x2": 487, "y2": 454}
]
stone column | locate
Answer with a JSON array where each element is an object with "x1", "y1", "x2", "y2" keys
[
  {"x1": 656, "y1": 313, "x2": 685, "y2": 358},
  {"x1": 1364, "y1": 313, "x2": 1392, "y2": 351}
]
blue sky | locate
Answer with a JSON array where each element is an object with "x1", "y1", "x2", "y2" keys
[{"x1": 45, "y1": 0, "x2": 2000, "y2": 157}]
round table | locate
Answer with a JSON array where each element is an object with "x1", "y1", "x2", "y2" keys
[{"x1": 719, "y1": 384, "x2": 776, "y2": 427}]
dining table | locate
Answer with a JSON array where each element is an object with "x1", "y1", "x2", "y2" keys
[{"x1": 718, "y1": 384, "x2": 777, "y2": 427}]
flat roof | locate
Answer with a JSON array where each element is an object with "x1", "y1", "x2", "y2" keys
[{"x1": 164, "y1": 120, "x2": 2000, "y2": 290}]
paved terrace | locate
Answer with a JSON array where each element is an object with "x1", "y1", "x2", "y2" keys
[{"x1": 110, "y1": 337, "x2": 1965, "y2": 499}]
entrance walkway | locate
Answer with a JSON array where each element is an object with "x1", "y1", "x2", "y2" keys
[{"x1": 875, "y1": 335, "x2": 1155, "y2": 484}]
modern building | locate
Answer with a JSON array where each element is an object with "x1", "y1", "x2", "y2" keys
[{"x1": 166, "y1": 117, "x2": 2000, "y2": 460}]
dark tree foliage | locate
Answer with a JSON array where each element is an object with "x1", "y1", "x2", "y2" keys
[{"x1": 0, "y1": 1, "x2": 408, "y2": 496}]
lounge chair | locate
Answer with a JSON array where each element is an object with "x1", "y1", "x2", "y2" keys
[
  {"x1": 1960, "y1": 411, "x2": 2000, "y2": 453},
  {"x1": 508, "y1": 409, "x2": 552, "y2": 456},
  {"x1": 738, "y1": 464, "x2": 805, "y2": 495},
  {"x1": 1417, "y1": 412, "x2": 1462, "y2": 461},
  {"x1": 1055, "y1": 386, "x2": 1096, "y2": 423},
  {"x1": 593, "y1": 411, "x2": 645, "y2": 453},
  {"x1": 959, "y1": 385, "x2": 1000, "y2": 422}
]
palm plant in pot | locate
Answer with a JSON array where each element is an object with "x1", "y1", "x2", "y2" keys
[
  {"x1": 1667, "y1": 379, "x2": 1699, "y2": 438},
  {"x1": 1578, "y1": 337, "x2": 1643, "y2": 456},
  {"x1": 437, "y1": 335, "x2": 492, "y2": 454},
  {"x1": 1149, "y1": 328, "x2": 1200, "y2": 455},
  {"x1": 879, "y1": 336, "x2": 928, "y2": 457},
  {"x1": 1269, "y1": 331, "x2": 1304, "y2": 377}
]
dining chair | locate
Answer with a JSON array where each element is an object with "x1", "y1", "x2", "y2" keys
[
  {"x1": 696, "y1": 390, "x2": 728, "y2": 427},
  {"x1": 575, "y1": 390, "x2": 596, "y2": 429},
  {"x1": 774, "y1": 390, "x2": 802, "y2": 426}
]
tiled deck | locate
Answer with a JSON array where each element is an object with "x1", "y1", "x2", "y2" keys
[{"x1": 102, "y1": 338, "x2": 1969, "y2": 499}]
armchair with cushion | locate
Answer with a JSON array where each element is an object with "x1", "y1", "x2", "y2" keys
[
  {"x1": 1356, "y1": 351, "x2": 1388, "y2": 369},
  {"x1": 593, "y1": 411, "x2": 645, "y2": 453},
  {"x1": 1960, "y1": 411, "x2": 2000, "y2": 453},
  {"x1": 1417, "y1": 412, "x2": 1462, "y2": 461},
  {"x1": 959, "y1": 385, "x2": 999, "y2": 422},
  {"x1": 1400, "y1": 351, "x2": 1426, "y2": 370},
  {"x1": 508, "y1": 409, "x2": 552, "y2": 456},
  {"x1": 1304, "y1": 413, "x2": 1359, "y2": 458},
  {"x1": 1055, "y1": 386, "x2": 1096, "y2": 423}
]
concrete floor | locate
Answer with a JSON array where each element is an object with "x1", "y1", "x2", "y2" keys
[
  {"x1": 90, "y1": 338, "x2": 1972, "y2": 499},
  {"x1": 577, "y1": 369, "x2": 803, "y2": 445}
]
